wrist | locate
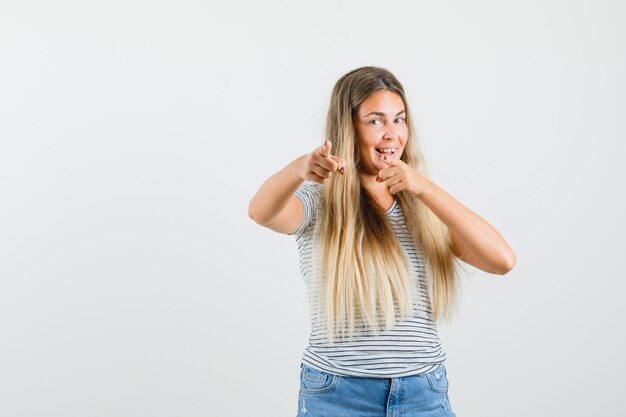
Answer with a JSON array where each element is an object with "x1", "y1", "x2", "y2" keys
[
  {"x1": 289, "y1": 154, "x2": 307, "y2": 182},
  {"x1": 416, "y1": 176, "x2": 435, "y2": 200}
]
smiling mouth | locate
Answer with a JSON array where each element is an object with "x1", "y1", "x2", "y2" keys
[{"x1": 375, "y1": 147, "x2": 397, "y2": 158}]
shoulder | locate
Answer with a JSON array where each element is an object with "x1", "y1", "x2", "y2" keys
[
  {"x1": 295, "y1": 181, "x2": 324, "y2": 203},
  {"x1": 289, "y1": 181, "x2": 324, "y2": 236}
]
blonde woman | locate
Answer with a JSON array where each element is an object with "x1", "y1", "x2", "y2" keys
[{"x1": 248, "y1": 66, "x2": 516, "y2": 417}]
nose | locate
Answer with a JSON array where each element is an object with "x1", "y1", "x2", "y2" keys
[{"x1": 383, "y1": 124, "x2": 399, "y2": 140}]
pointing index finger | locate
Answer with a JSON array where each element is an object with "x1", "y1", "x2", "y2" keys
[
  {"x1": 382, "y1": 154, "x2": 400, "y2": 166},
  {"x1": 377, "y1": 156, "x2": 400, "y2": 182},
  {"x1": 320, "y1": 140, "x2": 331, "y2": 157}
]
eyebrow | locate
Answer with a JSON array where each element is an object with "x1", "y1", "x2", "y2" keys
[{"x1": 362, "y1": 110, "x2": 406, "y2": 118}]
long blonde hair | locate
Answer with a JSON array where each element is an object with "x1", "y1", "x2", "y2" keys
[{"x1": 313, "y1": 66, "x2": 464, "y2": 344}]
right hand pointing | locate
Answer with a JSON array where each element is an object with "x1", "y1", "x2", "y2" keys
[{"x1": 299, "y1": 140, "x2": 346, "y2": 184}]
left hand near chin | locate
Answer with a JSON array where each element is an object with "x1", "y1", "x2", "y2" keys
[{"x1": 376, "y1": 158, "x2": 425, "y2": 197}]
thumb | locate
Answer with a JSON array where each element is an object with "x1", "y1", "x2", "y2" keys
[{"x1": 330, "y1": 155, "x2": 346, "y2": 175}]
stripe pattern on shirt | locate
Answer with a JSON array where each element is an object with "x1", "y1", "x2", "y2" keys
[{"x1": 290, "y1": 181, "x2": 446, "y2": 378}]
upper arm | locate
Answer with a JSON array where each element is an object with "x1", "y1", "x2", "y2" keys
[
  {"x1": 263, "y1": 194, "x2": 305, "y2": 235},
  {"x1": 261, "y1": 180, "x2": 321, "y2": 236}
]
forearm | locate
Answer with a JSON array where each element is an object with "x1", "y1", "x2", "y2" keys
[
  {"x1": 248, "y1": 155, "x2": 306, "y2": 225},
  {"x1": 418, "y1": 178, "x2": 516, "y2": 273}
]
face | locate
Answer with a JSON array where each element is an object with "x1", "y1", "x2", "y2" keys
[{"x1": 353, "y1": 90, "x2": 408, "y2": 177}]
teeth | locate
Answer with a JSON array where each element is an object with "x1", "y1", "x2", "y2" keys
[{"x1": 377, "y1": 148, "x2": 396, "y2": 153}]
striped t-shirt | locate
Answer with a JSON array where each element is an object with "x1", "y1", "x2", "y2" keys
[{"x1": 290, "y1": 181, "x2": 446, "y2": 378}]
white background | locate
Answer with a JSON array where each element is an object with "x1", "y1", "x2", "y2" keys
[{"x1": 1, "y1": 1, "x2": 624, "y2": 416}]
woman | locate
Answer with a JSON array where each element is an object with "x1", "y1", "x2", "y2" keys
[{"x1": 248, "y1": 66, "x2": 516, "y2": 417}]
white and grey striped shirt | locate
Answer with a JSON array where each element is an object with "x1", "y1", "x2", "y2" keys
[{"x1": 290, "y1": 181, "x2": 446, "y2": 378}]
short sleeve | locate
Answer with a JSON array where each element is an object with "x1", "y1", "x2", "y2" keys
[{"x1": 289, "y1": 181, "x2": 323, "y2": 236}]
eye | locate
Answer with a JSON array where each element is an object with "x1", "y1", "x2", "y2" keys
[
  {"x1": 369, "y1": 119, "x2": 383, "y2": 126},
  {"x1": 395, "y1": 117, "x2": 405, "y2": 124}
]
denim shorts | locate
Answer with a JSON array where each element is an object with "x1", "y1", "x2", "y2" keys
[{"x1": 296, "y1": 363, "x2": 457, "y2": 417}]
